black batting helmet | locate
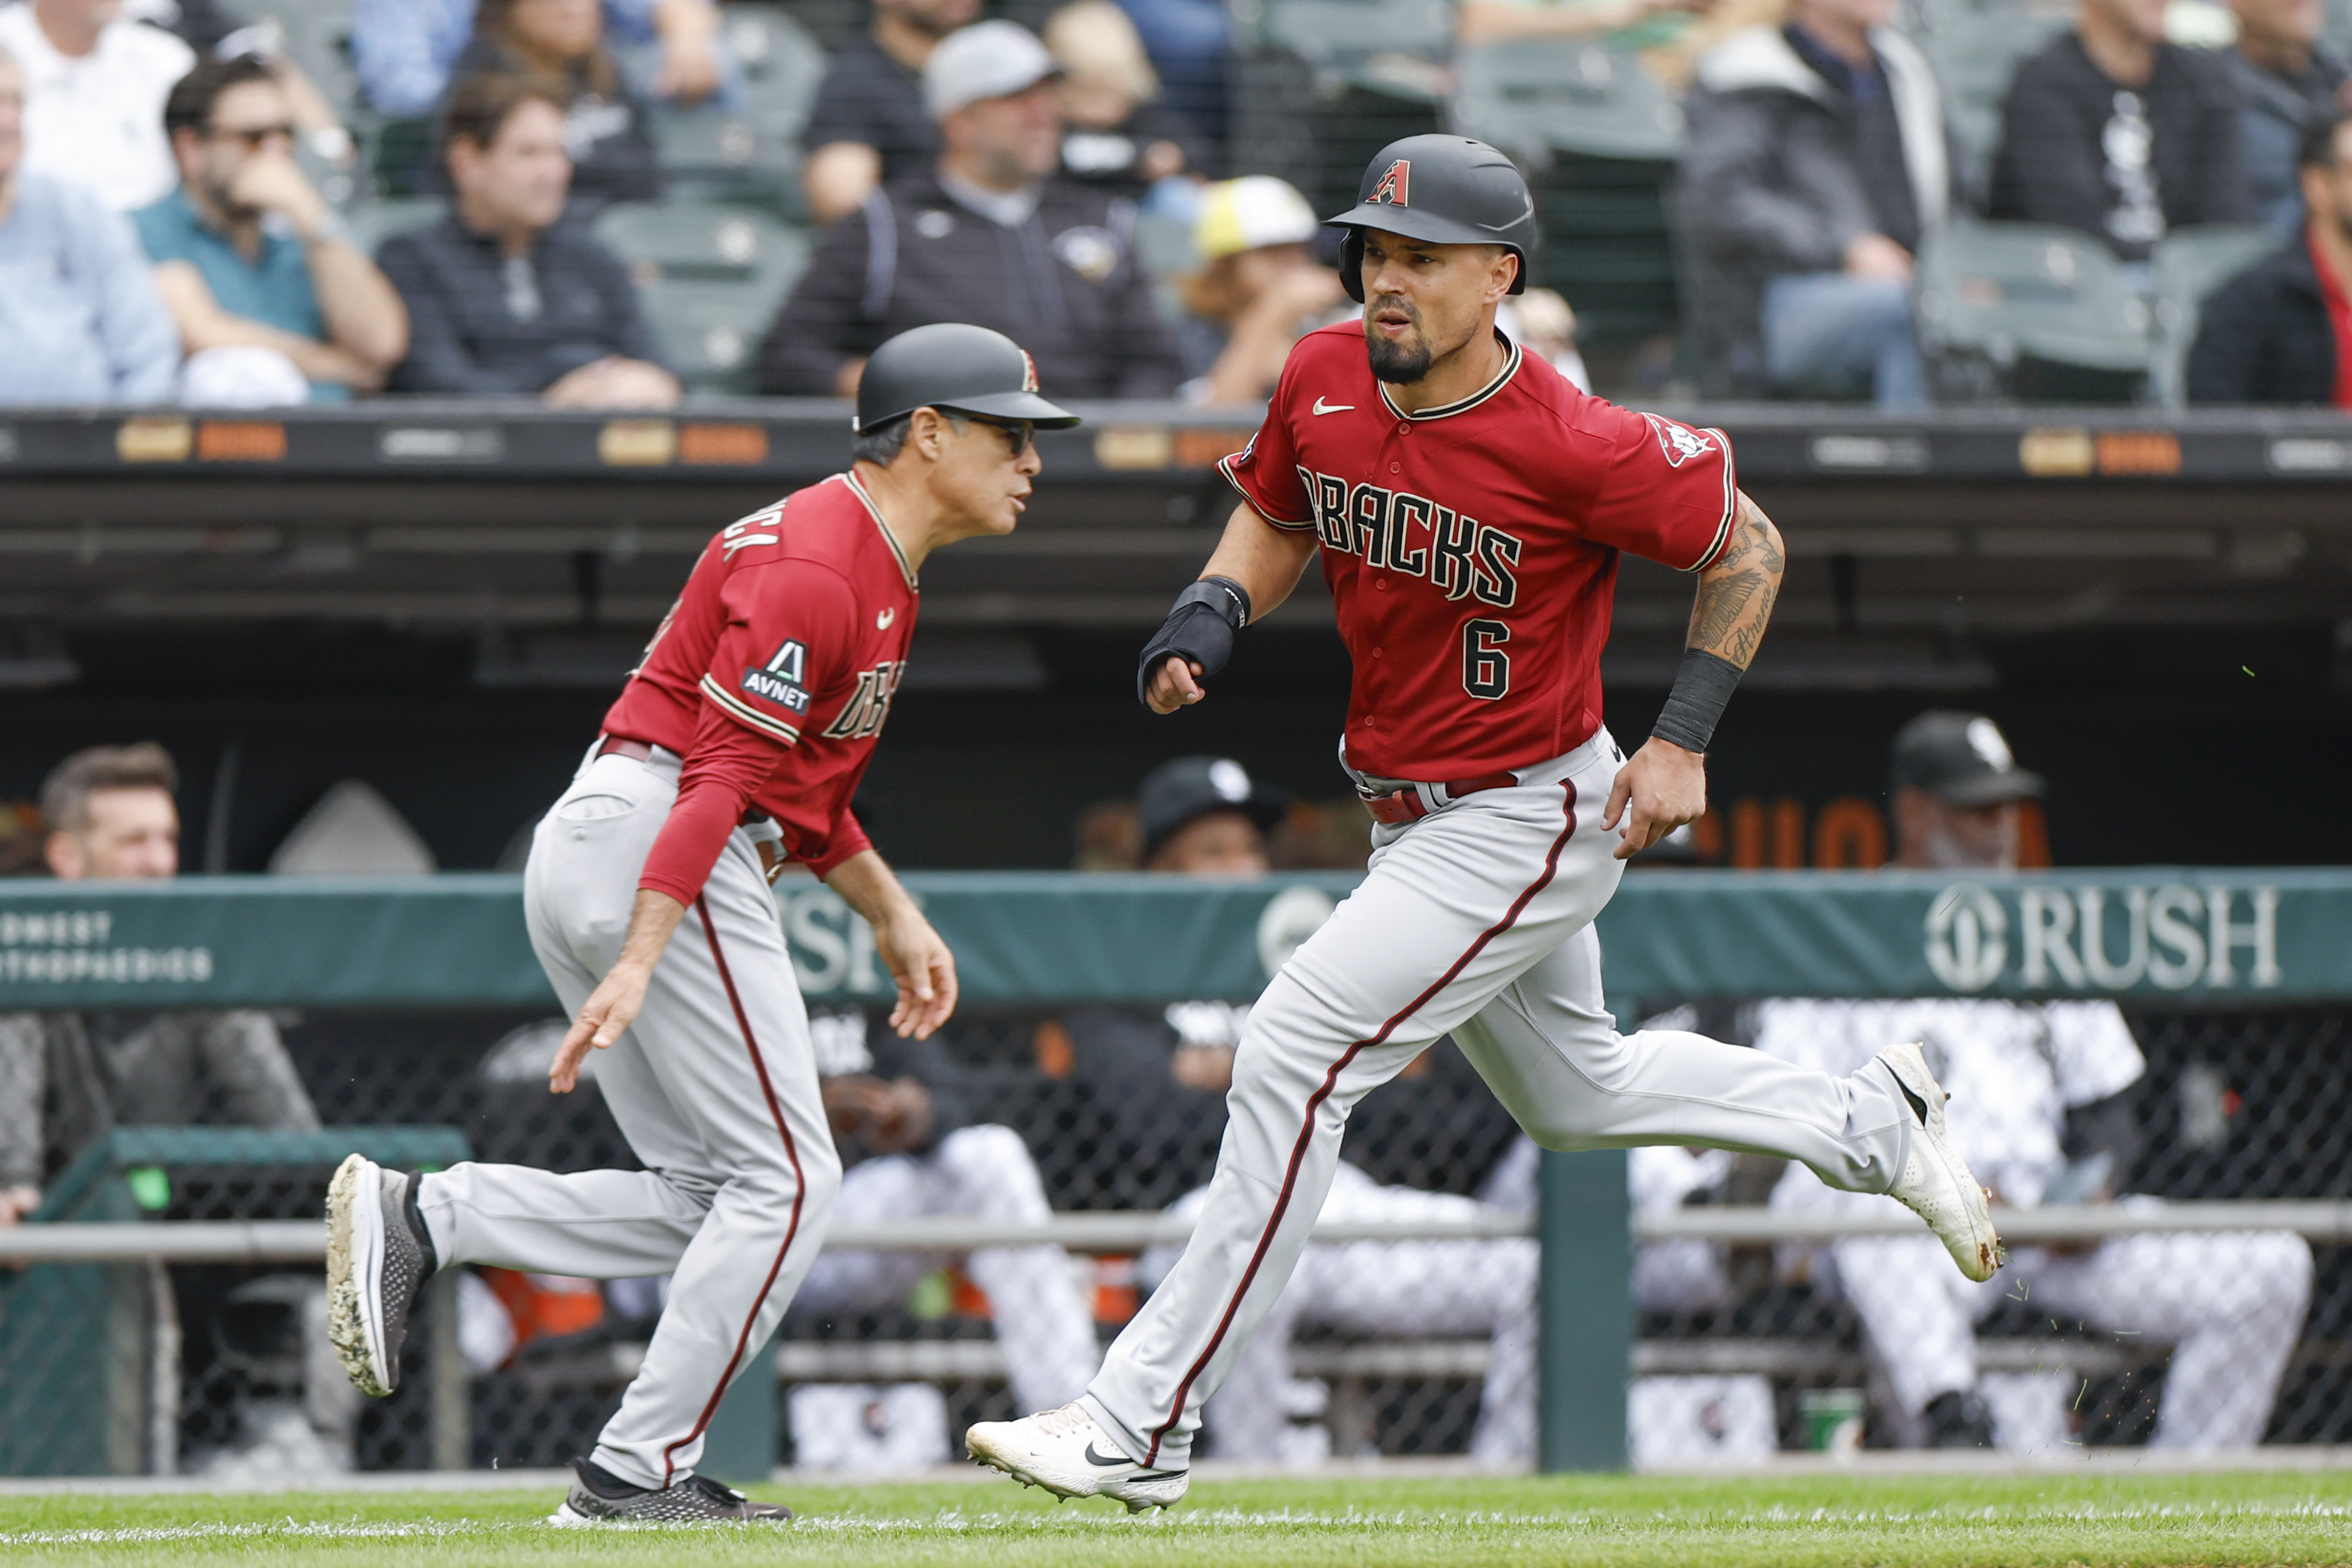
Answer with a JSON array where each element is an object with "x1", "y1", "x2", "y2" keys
[
  {"x1": 854, "y1": 323, "x2": 1083, "y2": 433},
  {"x1": 1325, "y1": 135, "x2": 1536, "y2": 303}
]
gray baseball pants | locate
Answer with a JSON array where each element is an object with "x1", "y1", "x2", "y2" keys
[
  {"x1": 1083, "y1": 727, "x2": 1917, "y2": 1469},
  {"x1": 415, "y1": 744, "x2": 841, "y2": 1489}
]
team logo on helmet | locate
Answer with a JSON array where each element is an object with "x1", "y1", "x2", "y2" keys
[
  {"x1": 1368, "y1": 159, "x2": 1411, "y2": 207},
  {"x1": 1641, "y1": 412, "x2": 1716, "y2": 469},
  {"x1": 1019, "y1": 349, "x2": 1040, "y2": 393}
]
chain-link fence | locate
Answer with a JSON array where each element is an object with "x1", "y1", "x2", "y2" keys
[{"x1": 5, "y1": 997, "x2": 2349, "y2": 1475}]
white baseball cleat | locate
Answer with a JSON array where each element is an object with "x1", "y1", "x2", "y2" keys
[
  {"x1": 966, "y1": 1403, "x2": 1190, "y2": 1513},
  {"x1": 1877, "y1": 1041, "x2": 2005, "y2": 1282}
]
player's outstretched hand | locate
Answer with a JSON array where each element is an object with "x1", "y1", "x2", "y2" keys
[
  {"x1": 1603, "y1": 738, "x2": 1706, "y2": 861},
  {"x1": 550, "y1": 962, "x2": 652, "y2": 1092},
  {"x1": 877, "y1": 908, "x2": 960, "y2": 1039},
  {"x1": 1145, "y1": 656, "x2": 1207, "y2": 715}
]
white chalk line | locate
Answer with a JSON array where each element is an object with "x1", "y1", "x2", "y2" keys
[{"x1": 6, "y1": 1497, "x2": 2350, "y2": 1546}]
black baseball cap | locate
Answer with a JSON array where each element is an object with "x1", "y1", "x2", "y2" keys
[
  {"x1": 1137, "y1": 757, "x2": 1288, "y2": 860},
  {"x1": 854, "y1": 323, "x2": 1082, "y2": 433},
  {"x1": 1890, "y1": 711, "x2": 2044, "y2": 807}
]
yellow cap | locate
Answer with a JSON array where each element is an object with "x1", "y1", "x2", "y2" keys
[{"x1": 1193, "y1": 176, "x2": 1320, "y2": 263}]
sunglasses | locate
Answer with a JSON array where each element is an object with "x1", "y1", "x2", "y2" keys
[
  {"x1": 212, "y1": 122, "x2": 296, "y2": 149},
  {"x1": 971, "y1": 419, "x2": 1035, "y2": 459}
]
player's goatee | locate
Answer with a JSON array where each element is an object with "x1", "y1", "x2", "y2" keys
[{"x1": 1365, "y1": 332, "x2": 1433, "y2": 385}]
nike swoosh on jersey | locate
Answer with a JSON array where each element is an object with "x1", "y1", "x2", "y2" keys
[
  {"x1": 877, "y1": 607, "x2": 896, "y2": 628},
  {"x1": 1312, "y1": 397, "x2": 1354, "y2": 415}
]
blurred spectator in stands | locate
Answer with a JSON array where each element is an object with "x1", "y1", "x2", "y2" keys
[
  {"x1": 1757, "y1": 712, "x2": 2312, "y2": 1450},
  {"x1": 1678, "y1": 0, "x2": 1947, "y2": 407},
  {"x1": 136, "y1": 54, "x2": 408, "y2": 403},
  {"x1": 758, "y1": 20, "x2": 1182, "y2": 400},
  {"x1": 0, "y1": 41, "x2": 180, "y2": 403},
  {"x1": 1105, "y1": 0, "x2": 1227, "y2": 170},
  {"x1": 143, "y1": 0, "x2": 358, "y2": 180},
  {"x1": 0, "y1": 744, "x2": 319, "y2": 1226},
  {"x1": 1987, "y1": 0, "x2": 2248, "y2": 262},
  {"x1": 354, "y1": 0, "x2": 723, "y2": 119},
  {"x1": 378, "y1": 75, "x2": 676, "y2": 406},
  {"x1": 1176, "y1": 176, "x2": 1344, "y2": 403},
  {"x1": 787, "y1": 1007, "x2": 1100, "y2": 1421},
  {"x1": 800, "y1": 0, "x2": 976, "y2": 226},
  {"x1": 1045, "y1": 1, "x2": 1200, "y2": 206},
  {"x1": 2226, "y1": 0, "x2": 2350, "y2": 230},
  {"x1": 1505, "y1": 286, "x2": 1591, "y2": 390},
  {"x1": 0, "y1": 0, "x2": 192, "y2": 210},
  {"x1": 440, "y1": 0, "x2": 663, "y2": 209},
  {"x1": 2189, "y1": 110, "x2": 2352, "y2": 404}
]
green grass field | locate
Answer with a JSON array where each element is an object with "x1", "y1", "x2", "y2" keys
[{"x1": 5, "y1": 1471, "x2": 2352, "y2": 1567}]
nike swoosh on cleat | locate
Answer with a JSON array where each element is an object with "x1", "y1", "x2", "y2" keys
[
  {"x1": 1312, "y1": 397, "x2": 1353, "y2": 415},
  {"x1": 1091, "y1": 1448, "x2": 1167, "y2": 1476}
]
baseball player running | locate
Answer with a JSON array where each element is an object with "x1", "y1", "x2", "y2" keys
[
  {"x1": 324, "y1": 324, "x2": 1080, "y2": 1523},
  {"x1": 967, "y1": 136, "x2": 2002, "y2": 1509}
]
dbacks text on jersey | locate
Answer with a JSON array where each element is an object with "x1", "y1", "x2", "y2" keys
[
  {"x1": 1297, "y1": 466, "x2": 1521, "y2": 607},
  {"x1": 823, "y1": 661, "x2": 904, "y2": 740}
]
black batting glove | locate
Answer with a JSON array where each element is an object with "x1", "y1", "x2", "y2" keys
[{"x1": 1137, "y1": 576, "x2": 1252, "y2": 706}]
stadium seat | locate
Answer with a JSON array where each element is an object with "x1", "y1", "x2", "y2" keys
[
  {"x1": 652, "y1": 108, "x2": 800, "y2": 209},
  {"x1": 1258, "y1": 0, "x2": 1456, "y2": 93},
  {"x1": 345, "y1": 196, "x2": 449, "y2": 255},
  {"x1": 1449, "y1": 42, "x2": 1685, "y2": 165},
  {"x1": 2147, "y1": 225, "x2": 2278, "y2": 407},
  {"x1": 1914, "y1": 220, "x2": 2151, "y2": 392},
  {"x1": 594, "y1": 202, "x2": 811, "y2": 391},
  {"x1": 721, "y1": 4, "x2": 829, "y2": 142},
  {"x1": 1920, "y1": 6, "x2": 2075, "y2": 204}
]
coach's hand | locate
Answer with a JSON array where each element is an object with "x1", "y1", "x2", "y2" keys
[
  {"x1": 877, "y1": 907, "x2": 959, "y2": 1040},
  {"x1": 550, "y1": 889, "x2": 689, "y2": 1092},
  {"x1": 1604, "y1": 738, "x2": 1706, "y2": 861},
  {"x1": 550, "y1": 961, "x2": 652, "y2": 1093}
]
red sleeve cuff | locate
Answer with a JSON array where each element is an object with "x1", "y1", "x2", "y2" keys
[
  {"x1": 636, "y1": 698, "x2": 794, "y2": 903},
  {"x1": 804, "y1": 810, "x2": 873, "y2": 880}
]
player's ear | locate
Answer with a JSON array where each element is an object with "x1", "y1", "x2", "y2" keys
[
  {"x1": 906, "y1": 406, "x2": 949, "y2": 462},
  {"x1": 1488, "y1": 246, "x2": 1518, "y2": 303}
]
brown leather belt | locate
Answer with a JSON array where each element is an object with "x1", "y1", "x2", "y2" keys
[{"x1": 1358, "y1": 770, "x2": 1519, "y2": 825}]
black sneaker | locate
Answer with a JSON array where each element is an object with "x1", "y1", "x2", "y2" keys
[
  {"x1": 550, "y1": 1459, "x2": 793, "y2": 1524},
  {"x1": 1923, "y1": 1389, "x2": 1996, "y2": 1449},
  {"x1": 325, "y1": 1153, "x2": 436, "y2": 1397}
]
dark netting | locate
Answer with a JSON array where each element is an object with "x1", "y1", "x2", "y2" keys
[{"x1": 4, "y1": 1002, "x2": 2346, "y2": 1473}]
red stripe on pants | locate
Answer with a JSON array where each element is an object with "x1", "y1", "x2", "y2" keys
[
  {"x1": 659, "y1": 894, "x2": 809, "y2": 1487},
  {"x1": 1143, "y1": 780, "x2": 1579, "y2": 1466}
]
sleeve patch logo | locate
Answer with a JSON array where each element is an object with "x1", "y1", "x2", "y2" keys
[
  {"x1": 1369, "y1": 159, "x2": 1410, "y2": 206},
  {"x1": 742, "y1": 638, "x2": 812, "y2": 712},
  {"x1": 1643, "y1": 412, "x2": 1716, "y2": 468}
]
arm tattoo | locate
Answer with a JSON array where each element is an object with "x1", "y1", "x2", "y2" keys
[{"x1": 1688, "y1": 493, "x2": 1783, "y2": 671}]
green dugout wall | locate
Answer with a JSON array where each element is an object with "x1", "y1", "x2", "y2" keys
[{"x1": 2, "y1": 868, "x2": 2341, "y2": 1472}]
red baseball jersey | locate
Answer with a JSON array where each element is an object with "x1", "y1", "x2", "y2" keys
[
  {"x1": 1218, "y1": 324, "x2": 1738, "y2": 779},
  {"x1": 603, "y1": 470, "x2": 916, "y2": 874}
]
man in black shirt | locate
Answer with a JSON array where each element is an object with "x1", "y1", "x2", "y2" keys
[
  {"x1": 800, "y1": 0, "x2": 979, "y2": 225},
  {"x1": 2226, "y1": 0, "x2": 2351, "y2": 229},
  {"x1": 2190, "y1": 111, "x2": 2352, "y2": 404},
  {"x1": 377, "y1": 74, "x2": 677, "y2": 406},
  {"x1": 1679, "y1": 0, "x2": 1950, "y2": 405},
  {"x1": 1989, "y1": 0, "x2": 2250, "y2": 259},
  {"x1": 758, "y1": 21, "x2": 1182, "y2": 401}
]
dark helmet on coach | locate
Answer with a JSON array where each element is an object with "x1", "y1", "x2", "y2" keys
[
  {"x1": 854, "y1": 323, "x2": 1084, "y2": 433},
  {"x1": 1324, "y1": 135, "x2": 1538, "y2": 305}
]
